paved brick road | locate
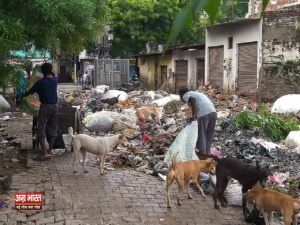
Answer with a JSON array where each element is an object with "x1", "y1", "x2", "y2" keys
[{"x1": 0, "y1": 115, "x2": 248, "y2": 225}]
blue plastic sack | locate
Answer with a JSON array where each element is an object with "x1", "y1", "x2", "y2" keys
[{"x1": 164, "y1": 121, "x2": 199, "y2": 163}]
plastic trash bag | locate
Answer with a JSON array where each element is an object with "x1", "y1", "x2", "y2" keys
[
  {"x1": 223, "y1": 181, "x2": 243, "y2": 206},
  {"x1": 164, "y1": 121, "x2": 198, "y2": 163},
  {"x1": 152, "y1": 94, "x2": 180, "y2": 107},
  {"x1": 271, "y1": 94, "x2": 300, "y2": 113},
  {"x1": 95, "y1": 85, "x2": 109, "y2": 94},
  {"x1": 101, "y1": 90, "x2": 128, "y2": 102},
  {"x1": 83, "y1": 111, "x2": 117, "y2": 132},
  {"x1": 268, "y1": 172, "x2": 289, "y2": 187},
  {"x1": 285, "y1": 131, "x2": 300, "y2": 150},
  {"x1": 0, "y1": 95, "x2": 11, "y2": 112}
]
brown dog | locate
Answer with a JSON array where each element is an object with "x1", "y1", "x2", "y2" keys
[
  {"x1": 244, "y1": 187, "x2": 300, "y2": 225},
  {"x1": 135, "y1": 105, "x2": 161, "y2": 124},
  {"x1": 115, "y1": 99, "x2": 135, "y2": 111},
  {"x1": 166, "y1": 152, "x2": 215, "y2": 208}
]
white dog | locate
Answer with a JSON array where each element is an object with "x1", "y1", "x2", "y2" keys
[{"x1": 68, "y1": 127, "x2": 127, "y2": 175}]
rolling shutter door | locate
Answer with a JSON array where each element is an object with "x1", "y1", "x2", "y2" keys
[
  {"x1": 208, "y1": 46, "x2": 224, "y2": 89},
  {"x1": 175, "y1": 60, "x2": 188, "y2": 93},
  {"x1": 238, "y1": 42, "x2": 258, "y2": 94}
]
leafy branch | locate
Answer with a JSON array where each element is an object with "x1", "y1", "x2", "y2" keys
[{"x1": 166, "y1": 0, "x2": 270, "y2": 50}]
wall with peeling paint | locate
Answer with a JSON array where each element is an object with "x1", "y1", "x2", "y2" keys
[
  {"x1": 258, "y1": 7, "x2": 300, "y2": 102},
  {"x1": 171, "y1": 49, "x2": 205, "y2": 90},
  {"x1": 205, "y1": 19, "x2": 262, "y2": 94},
  {"x1": 136, "y1": 54, "x2": 172, "y2": 90}
]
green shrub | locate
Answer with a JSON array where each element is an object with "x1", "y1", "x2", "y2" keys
[{"x1": 235, "y1": 106, "x2": 299, "y2": 142}]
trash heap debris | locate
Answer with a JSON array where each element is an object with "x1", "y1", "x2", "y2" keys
[
  {"x1": 15, "y1": 81, "x2": 300, "y2": 200},
  {"x1": 54, "y1": 84, "x2": 299, "y2": 186}
]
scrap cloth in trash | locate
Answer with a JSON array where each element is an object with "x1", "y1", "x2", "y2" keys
[{"x1": 164, "y1": 121, "x2": 199, "y2": 163}]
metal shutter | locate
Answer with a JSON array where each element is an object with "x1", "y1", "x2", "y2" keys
[
  {"x1": 208, "y1": 46, "x2": 224, "y2": 89},
  {"x1": 238, "y1": 42, "x2": 258, "y2": 94},
  {"x1": 175, "y1": 60, "x2": 188, "y2": 93}
]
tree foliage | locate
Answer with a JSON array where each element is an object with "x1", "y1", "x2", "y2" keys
[
  {"x1": 0, "y1": 0, "x2": 109, "y2": 89},
  {"x1": 109, "y1": 0, "x2": 251, "y2": 57},
  {"x1": 167, "y1": 0, "x2": 270, "y2": 49},
  {"x1": 109, "y1": 0, "x2": 193, "y2": 58}
]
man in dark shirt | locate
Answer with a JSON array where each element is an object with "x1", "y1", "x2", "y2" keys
[{"x1": 23, "y1": 63, "x2": 58, "y2": 160}]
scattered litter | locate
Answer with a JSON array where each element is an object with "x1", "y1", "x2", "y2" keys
[
  {"x1": 62, "y1": 134, "x2": 72, "y2": 152},
  {"x1": 80, "y1": 158, "x2": 89, "y2": 163},
  {"x1": 0, "y1": 95, "x2": 11, "y2": 112},
  {"x1": 0, "y1": 116, "x2": 10, "y2": 121},
  {"x1": 210, "y1": 149, "x2": 221, "y2": 157},
  {"x1": 251, "y1": 137, "x2": 279, "y2": 152},
  {"x1": 52, "y1": 149, "x2": 65, "y2": 156},
  {"x1": 158, "y1": 173, "x2": 166, "y2": 181},
  {"x1": 217, "y1": 110, "x2": 230, "y2": 119},
  {"x1": 199, "y1": 172, "x2": 210, "y2": 182},
  {"x1": 268, "y1": 172, "x2": 290, "y2": 187}
]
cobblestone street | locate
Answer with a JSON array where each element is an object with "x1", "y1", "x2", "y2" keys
[{"x1": 0, "y1": 115, "x2": 248, "y2": 225}]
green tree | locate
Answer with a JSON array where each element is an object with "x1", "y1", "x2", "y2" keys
[
  {"x1": 215, "y1": 0, "x2": 249, "y2": 23},
  {"x1": 109, "y1": 0, "x2": 252, "y2": 57},
  {"x1": 0, "y1": 0, "x2": 109, "y2": 89},
  {"x1": 109, "y1": 0, "x2": 199, "y2": 58},
  {"x1": 167, "y1": 0, "x2": 269, "y2": 48}
]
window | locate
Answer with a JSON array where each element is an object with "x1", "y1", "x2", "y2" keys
[{"x1": 228, "y1": 37, "x2": 233, "y2": 49}]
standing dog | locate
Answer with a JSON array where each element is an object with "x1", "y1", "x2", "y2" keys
[
  {"x1": 68, "y1": 127, "x2": 127, "y2": 175},
  {"x1": 166, "y1": 152, "x2": 215, "y2": 208},
  {"x1": 244, "y1": 187, "x2": 300, "y2": 225},
  {"x1": 135, "y1": 105, "x2": 161, "y2": 124},
  {"x1": 213, "y1": 157, "x2": 271, "y2": 218}
]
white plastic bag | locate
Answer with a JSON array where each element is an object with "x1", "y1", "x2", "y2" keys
[
  {"x1": 285, "y1": 131, "x2": 300, "y2": 153},
  {"x1": 164, "y1": 121, "x2": 198, "y2": 163},
  {"x1": 271, "y1": 94, "x2": 300, "y2": 113},
  {"x1": 0, "y1": 95, "x2": 11, "y2": 112},
  {"x1": 223, "y1": 181, "x2": 243, "y2": 206},
  {"x1": 152, "y1": 94, "x2": 180, "y2": 107},
  {"x1": 95, "y1": 85, "x2": 109, "y2": 94},
  {"x1": 101, "y1": 90, "x2": 128, "y2": 102},
  {"x1": 83, "y1": 111, "x2": 117, "y2": 132}
]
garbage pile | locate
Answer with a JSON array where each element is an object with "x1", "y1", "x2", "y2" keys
[
  {"x1": 68, "y1": 85, "x2": 299, "y2": 201},
  {"x1": 215, "y1": 116, "x2": 300, "y2": 177},
  {"x1": 58, "y1": 84, "x2": 283, "y2": 178}
]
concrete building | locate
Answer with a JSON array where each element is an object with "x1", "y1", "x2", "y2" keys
[
  {"x1": 135, "y1": 44, "x2": 205, "y2": 93},
  {"x1": 171, "y1": 44, "x2": 205, "y2": 92},
  {"x1": 205, "y1": 0, "x2": 300, "y2": 101}
]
